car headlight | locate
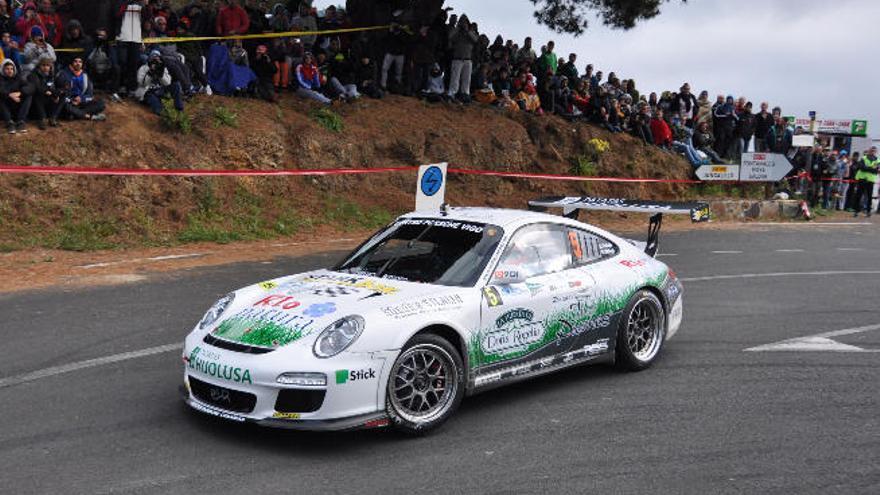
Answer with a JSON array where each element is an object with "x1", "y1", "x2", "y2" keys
[
  {"x1": 198, "y1": 293, "x2": 235, "y2": 330},
  {"x1": 313, "y1": 315, "x2": 365, "y2": 358}
]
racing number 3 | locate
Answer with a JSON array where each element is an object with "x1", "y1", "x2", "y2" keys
[{"x1": 568, "y1": 231, "x2": 583, "y2": 260}]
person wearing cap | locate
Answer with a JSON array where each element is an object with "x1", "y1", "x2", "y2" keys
[
  {"x1": 26, "y1": 55, "x2": 62, "y2": 129},
  {"x1": 21, "y1": 24, "x2": 55, "y2": 75},
  {"x1": 852, "y1": 146, "x2": 879, "y2": 218},
  {"x1": 135, "y1": 49, "x2": 184, "y2": 115},
  {"x1": 56, "y1": 55, "x2": 106, "y2": 121}
]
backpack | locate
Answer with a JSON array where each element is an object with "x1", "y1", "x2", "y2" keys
[{"x1": 88, "y1": 46, "x2": 111, "y2": 75}]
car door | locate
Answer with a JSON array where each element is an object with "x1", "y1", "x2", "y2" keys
[{"x1": 474, "y1": 223, "x2": 599, "y2": 378}]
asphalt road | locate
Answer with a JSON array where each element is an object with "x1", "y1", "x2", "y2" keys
[{"x1": 1, "y1": 224, "x2": 879, "y2": 494}]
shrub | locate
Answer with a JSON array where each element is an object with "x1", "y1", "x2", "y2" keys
[
  {"x1": 160, "y1": 99, "x2": 192, "y2": 134},
  {"x1": 311, "y1": 107, "x2": 344, "y2": 132},
  {"x1": 213, "y1": 105, "x2": 239, "y2": 128}
]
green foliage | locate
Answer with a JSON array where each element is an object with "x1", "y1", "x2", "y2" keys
[
  {"x1": 311, "y1": 107, "x2": 344, "y2": 132},
  {"x1": 533, "y1": 0, "x2": 676, "y2": 36},
  {"x1": 212, "y1": 105, "x2": 239, "y2": 128},
  {"x1": 160, "y1": 99, "x2": 192, "y2": 134},
  {"x1": 322, "y1": 197, "x2": 393, "y2": 231},
  {"x1": 571, "y1": 155, "x2": 598, "y2": 176},
  {"x1": 52, "y1": 209, "x2": 118, "y2": 251}
]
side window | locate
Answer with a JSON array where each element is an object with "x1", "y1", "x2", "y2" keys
[
  {"x1": 496, "y1": 224, "x2": 573, "y2": 279},
  {"x1": 569, "y1": 229, "x2": 618, "y2": 264}
]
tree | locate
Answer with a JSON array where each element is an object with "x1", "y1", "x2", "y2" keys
[{"x1": 531, "y1": 0, "x2": 684, "y2": 36}]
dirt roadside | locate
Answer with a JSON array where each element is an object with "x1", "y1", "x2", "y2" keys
[{"x1": 1, "y1": 212, "x2": 864, "y2": 295}]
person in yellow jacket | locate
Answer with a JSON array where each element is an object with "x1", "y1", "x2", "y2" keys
[{"x1": 853, "y1": 146, "x2": 878, "y2": 218}]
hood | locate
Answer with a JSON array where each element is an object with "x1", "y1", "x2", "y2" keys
[
  {"x1": 1, "y1": 59, "x2": 16, "y2": 77},
  {"x1": 208, "y1": 270, "x2": 447, "y2": 350}
]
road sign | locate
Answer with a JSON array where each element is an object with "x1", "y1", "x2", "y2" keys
[
  {"x1": 415, "y1": 162, "x2": 448, "y2": 211},
  {"x1": 739, "y1": 153, "x2": 793, "y2": 182},
  {"x1": 695, "y1": 164, "x2": 740, "y2": 181}
]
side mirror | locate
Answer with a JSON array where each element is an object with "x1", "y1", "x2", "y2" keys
[{"x1": 492, "y1": 267, "x2": 525, "y2": 285}]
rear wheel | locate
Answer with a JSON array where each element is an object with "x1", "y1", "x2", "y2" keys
[
  {"x1": 615, "y1": 290, "x2": 666, "y2": 371},
  {"x1": 386, "y1": 334, "x2": 464, "y2": 435}
]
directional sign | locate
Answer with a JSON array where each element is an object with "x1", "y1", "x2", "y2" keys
[
  {"x1": 739, "y1": 153, "x2": 793, "y2": 182},
  {"x1": 415, "y1": 162, "x2": 448, "y2": 212},
  {"x1": 695, "y1": 164, "x2": 740, "y2": 181}
]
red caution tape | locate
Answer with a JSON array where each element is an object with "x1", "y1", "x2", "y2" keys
[{"x1": 0, "y1": 164, "x2": 704, "y2": 184}]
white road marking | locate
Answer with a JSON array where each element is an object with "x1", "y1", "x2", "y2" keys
[
  {"x1": 745, "y1": 323, "x2": 880, "y2": 353},
  {"x1": 656, "y1": 253, "x2": 678, "y2": 257},
  {"x1": 775, "y1": 249, "x2": 805, "y2": 253},
  {"x1": 681, "y1": 270, "x2": 880, "y2": 283},
  {"x1": 0, "y1": 343, "x2": 182, "y2": 390},
  {"x1": 836, "y1": 248, "x2": 865, "y2": 251},
  {"x1": 77, "y1": 253, "x2": 205, "y2": 269},
  {"x1": 711, "y1": 250, "x2": 743, "y2": 254}
]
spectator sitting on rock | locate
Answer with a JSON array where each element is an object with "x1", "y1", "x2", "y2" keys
[
  {"x1": 56, "y1": 55, "x2": 106, "y2": 121},
  {"x1": 85, "y1": 27, "x2": 122, "y2": 102},
  {"x1": 571, "y1": 78, "x2": 590, "y2": 114},
  {"x1": 26, "y1": 55, "x2": 61, "y2": 129},
  {"x1": 473, "y1": 64, "x2": 497, "y2": 104},
  {"x1": 329, "y1": 49, "x2": 360, "y2": 101},
  {"x1": 135, "y1": 50, "x2": 184, "y2": 115},
  {"x1": 630, "y1": 102, "x2": 653, "y2": 144},
  {"x1": 421, "y1": 62, "x2": 445, "y2": 103},
  {"x1": 294, "y1": 51, "x2": 331, "y2": 104},
  {"x1": 354, "y1": 53, "x2": 382, "y2": 99},
  {"x1": 513, "y1": 70, "x2": 540, "y2": 114},
  {"x1": 251, "y1": 44, "x2": 277, "y2": 102},
  {"x1": 0, "y1": 58, "x2": 32, "y2": 134},
  {"x1": 693, "y1": 121, "x2": 724, "y2": 164},
  {"x1": 21, "y1": 25, "x2": 55, "y2": 75},
  {"x1": 492, "y1": 66, "x2": 512, "y2": 98}
]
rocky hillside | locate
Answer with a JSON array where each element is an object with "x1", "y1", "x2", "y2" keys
[{"x1": 0, "y1": 94, "x2": 696, "y2": 251}]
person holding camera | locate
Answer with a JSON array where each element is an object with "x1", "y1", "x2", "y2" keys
[
  {"x1": 135, "y1": 49, "x2": 184, "y2": 115},
  {"x1": 26, "y1": 55, "x2": 63, "y2": 129}
]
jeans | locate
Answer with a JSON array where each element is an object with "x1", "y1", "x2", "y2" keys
[
  {"x1": 821, "y1": 181, "x2": 833, "y2": 210},
  {"x1": 837, "y1": 182, "x2": 849, "y2": 210},
  {"x1": 381, "y1": 54, "x2": 404, "y2": 89},
  {"x1": 0, "y1": 94, "x2": 33, "y2": 123},
  {"x1": 673, "y1": 140, "x2": 704, "y2": 167},
  {"x1": 143, "y1": 83, "x2": 184, "y2": 115},
  {"x1": 331, "y1": 78, "x2": 359, "y2": 99},
  {"x1": 296, "y1": 87, "x2": 331, "y2": 105},
  {"x1": 64, "y1": 99, "x2": 106, "y2": 119},
  {"x1": 852, "y1": 180, "x2": 874, "y2": 215},
  {"x1": 447, "y1": 59, "x2": 472, "y2": 96},
  {"x1": 754, "y1": 138, "x2": 767, "y2": 152}
]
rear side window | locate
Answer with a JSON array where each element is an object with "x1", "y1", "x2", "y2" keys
[
  {"x1": 568, "y1": 229, "x2": 618, "y2": 265},
  {"x1": 496, "y1": 224, "x2": 574, "y2": 279}
]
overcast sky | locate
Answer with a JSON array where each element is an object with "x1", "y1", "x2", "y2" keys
[{"x1": 316, "y1": 0, "x2": 878, "y2": 139}]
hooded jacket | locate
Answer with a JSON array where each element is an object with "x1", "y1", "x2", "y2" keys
[
  {"x1": 37, "y1": 5, "x2": 64, "y2": 46},
  {"x1": 26, "y1": 61, "x2": 59, "y2": 99},
  {"x1": 449, "y1": 16, "x2": 478, "y2": 60},
  {"x1": 59, "y1": 20, "x2": 93, "y2": 66},
  {"x1": 0, "y1": 59, "x2": 32, "y2": 101}
]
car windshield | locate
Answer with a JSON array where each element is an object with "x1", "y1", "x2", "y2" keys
[{"x1": 334, "y1": 218, "x2": 504, "y2": 287}]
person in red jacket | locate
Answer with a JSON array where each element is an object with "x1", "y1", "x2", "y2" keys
[
  {"x1": 650, "y1": 108, "x2": 673, "y2": 149},
  {"x1": 216, "y1": 0, "x2": 249, "y2": 37},
  {"x1": 15, "y1": 2, "x2": 45, "y2": 44},
  {"x1": 37, "y1": 0, "x2": 63, "y2": 46}
]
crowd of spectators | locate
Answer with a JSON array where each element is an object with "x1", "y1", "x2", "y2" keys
[{"x1": 0, "y1": 0, "x2": 875, "y2": 216}]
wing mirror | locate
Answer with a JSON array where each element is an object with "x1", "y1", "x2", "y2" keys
[{"x1": 492, "y1": 267, "x2": 525, "y2": 285}]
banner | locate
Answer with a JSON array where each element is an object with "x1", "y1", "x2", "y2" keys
[{"x1": 785, "y1": 117, "x2": 868, "y2": 137}]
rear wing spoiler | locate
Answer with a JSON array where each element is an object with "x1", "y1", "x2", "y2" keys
[{"x1": 528, "y1": 196, "x2": 710, "y2": 257}]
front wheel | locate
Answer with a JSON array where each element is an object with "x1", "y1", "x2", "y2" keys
[
  {"x1": 615, "y1": 290, "x2": 666, "y2": 371},
  {"x1": 386, "y1": 334, "x2": 464, "y2": 435}
]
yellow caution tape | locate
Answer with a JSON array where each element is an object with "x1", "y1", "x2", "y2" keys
[{"x1": 142, "y1": 25, "x2": 390, "y2": 44}]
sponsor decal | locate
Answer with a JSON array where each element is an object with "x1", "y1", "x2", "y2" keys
[
  {"x1": 303, "y1": 302, "x2": 337, "y2": 318},
  {"x1": 212, "y1": 307, "x2": 315, "y2": 348},
  {"x1": 666, "y1": 281, "x2": 681, "y2": 300},
  {"x1": 397, "y1": 218, "x2": 485, "y2": 234},
  {"x1": 568, "y1": 280, "x2": 583, "y2": 288},
  {"x1": 584, "y1": 338, "x2": 610, "y2": 355},
  {"x1": 481, "y1": 308, "x2": 544, "y2": 355},
  {"x1": 619, "y1": 260, "x2": 646, "y2": 268},
  {"x1": 253, "y1": 295, "x2": 302, "y2": 310},
  {"x1": 272, "y1": 412, "x2": 301, "y2": 420},
  {"x1": 303, "y1": 274, "x2": 399, "y2": 295},
  {"x1": 312, "y1": 287, "x2": 360, "y2": 298},
  {"x1": 568, "y1": 231, "x2": 584, "y2": 260},
  {"x1": 188, "y1": 347, "x2": 253, "y2": 384},
  {"x1": 482, "y1": 287, "x2": 504, "y2": 308},
  {"x1": 382, "y1": 294, "x2": 465, "y2": 319},
  {"x1": 494, "y1": 270, "x2": 520, "y2": 280},
  {"x1": 258, "y1": 281, "x2": 278, "y2": 291},
  {"x1": 525, "y1": 282, "x2": 543, "y2": 296},
  {"x1": 565, "y1": 314, "x2": 612, "y2": 339},
  {"x1": 335, "y1": 368, "x2": 377, "y2": 384}
]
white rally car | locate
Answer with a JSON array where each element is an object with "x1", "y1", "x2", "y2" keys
[{"x1": 181, "y1": 197, "x2": 699, "y2": 434}]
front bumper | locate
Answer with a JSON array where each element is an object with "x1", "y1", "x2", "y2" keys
[{"x1": 180, "y1": 339, "x2": 396, "y2": 430}]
